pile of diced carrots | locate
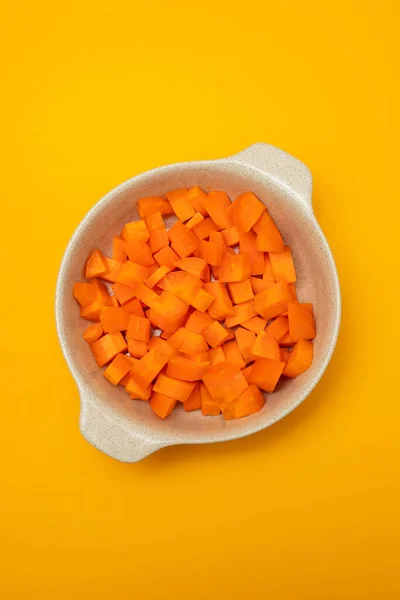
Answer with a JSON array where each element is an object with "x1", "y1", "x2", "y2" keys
[{"x1": 73, "y1": 187, "x2": 316, "y2": 420}]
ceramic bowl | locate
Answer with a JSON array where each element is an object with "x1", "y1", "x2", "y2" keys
[{"x1": 55, "y1": 143, "x2": 341, "y2": 462}]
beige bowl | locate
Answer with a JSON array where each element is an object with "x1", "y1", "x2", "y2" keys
[{"x1": 55, "y1": 143, "x2": 341, "y2": 462}]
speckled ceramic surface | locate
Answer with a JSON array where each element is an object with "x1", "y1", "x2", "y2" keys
[{"x1": 55, "y1": 143, "x2": 341, "y2": 462}]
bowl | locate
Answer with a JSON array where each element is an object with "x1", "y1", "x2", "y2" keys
[{"x1": 55, "y1": 143, "x2": 341, "y2": 462}]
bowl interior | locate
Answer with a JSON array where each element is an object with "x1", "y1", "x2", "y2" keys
[{"x1": 56, "y1": 160, "x2": 340, "y2": 444}]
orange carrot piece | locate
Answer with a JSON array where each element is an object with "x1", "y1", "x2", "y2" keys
[
  {"x1": 179, "y1": 329, "x2": 208, "y2": 355},
  {"x1": 127, "y1": 339, "x2": 148, "y2": 358},
  {"x1": 254, "y1": 281, "x2": 293, "y2": 321},
  {"x1": 130, "y1": 339, "x2": 175, "y2": 388},
  {"x1": 219, "y1": 253, "x2": 251, "y2": 283},
  {"x1": 279, "y1": 332, "x2": 296, "y2": 348},
  {"x1": 148, "y1": 226, "x2": 169, "y2": 254},
  {"x1": 181, "y1": 351, "x2": 209, "y2": 363},
  {"x1": 124, "y1": 240, "x2": 154, "y2": 267},
  {"x1": 83, "y1": 322, "x2": 104, "y2": 343},
  {"x1": 222, "y1": 339, "x2": 246, "y2": 368},
  {"x1": 202, "y1": 320, "x2": 230, "y2": 348},
  {"x1": 185, "y1": 310, "x2": 213, "y2": 334},
  {"x1": 288, "y1": 302, "x2": 316, "y2": 341},
  {"x1": 193, "y1": 217, "x2": 219, "y2": 240},
  {"x1": 158, "y1": 271, "x2": 202, "y2": 304},
  {"x1": 225, "y1": 300, "x2": 256, "y2": 328},
  {"x1": 166, "y1": 188, "x2": 195, "y2": 222},
  {"x1": 269, "y1": 246, "x2": 296, "y2": 283},
  {"x1": 183, "y1": 383, "x2": 202, "y2": 411},
  {"x1": 145, "y1": 212, "x2": 164, "y2": 231},
  {"x1": 73, "y1": 282, "x2": 98, "y2": 307},
  {"x1": 248, "y1": 358, "x2": 285, "y2": 392},
  {"x1": 209, "y1": 230, "x2": 226, "y2": 249},
  {"x1": 200, "y1": 383, "x2": 221, "y2": 416},
  {"x1": 235, "y1": 327, "x2": 256, "y2": 362},
  {"x1": 112, "y1": 236, "x2": 128, "y2": 263},
  {"x1": 283, "y1": 340, "x2": 313, "y2": 378},
  {"x1": 110, "y1": 282, "x2": 135, "y2": 305},
  {"x1": 125, "y1": 376, "x2": 152, "y2": 401},
  {"x1": 239, "y1": 231, "x2": 265, "y2": 275},
  {"x1": 85, "y1": 249, "x2": 107, "y2": 279},
  {"x1": 166, "y1": 356, "x2": 210, "y2": 381},
  {"x1": 100, "y1": 306, "x2": 130, "y2": 333},
  {"x1": 266, "y1": 316, "x2": 289, "y2": 342},
  {"x1": 241, "y1": 316, "x2": 267, "y2": 334},
  {"x1": 204, "y1": 281, "x2": 235, "y2": 320},
  {"x1": 134, "y1": 282, "x2": 160, "y2": 308},
  {"x1": 232, "y1": 192, "x2": 266, "y2": 233},
  {"x1": 153, "y1": 374, "x2": 196, "y2": 402},
  {"x1": 203, "y1": 191, "x2": 233, "y2": 229},
  {"x1": 199, "y1": 240, "x2": 224, "y2": 266},
  {"x1": 250, "y1": 277, "x2": 275, "y2": 294},
  {"x1": 121, "y1": 297, "x2": 145, "y2": 317},
  {"x1": 221, "y1": 226, "x2": 240, "y2": 247},
  {"x1": 168, "y1": 220, "x2": 200, "y2": 258},
  {"x1": 116, "y1": 260, "x2": 149, "y2": 289},
  {"x1": 119, "y1": 356, "x2": 138, "y2": 386},
  {"x1": 90, "y1": 332, "x2": 128, "y2": 367},
  {"x1": 148, "y1": 291, "x2": 189, "y2": 333},
  {"x1": 191, "y1": 288, "x2": 214, "y2": 312},
  {"x1": 150, "y1": 393, "x2": 177, "y2": 418},
  {"x1": 103, "y1": 354, "x2": 132, "y2": 385},
  {"x1": 187, "y1": 186, "x2": 208, "y2": 216},
  {"x1": 209, "y1": 346, "x2": 226, "y2": 367},
  {"x1": 175, "y1": 257, "x2": 209, "y2": 281},
  {"x1": 251, "y1": 330, "x2": 281, "y2": 361},
  {"x1": 154, "y1": 245, "x2": 179, "y2": 269},
  {"x1": 111, "y1": 295, "x2": 120, "y2": 307},
  {"x1": 280, "y1": 348, "x2": 291, "y2": 362},
  {"x1": 186, "y1": 212, "x2": 204, "y2": 229},
  {"x1": 137, "y1": 196, "x2": 173, "y2": 218},
  {"x1": 241, "y1": 364, "x2": 253, "y2": 383},
  {"x1": 127, "y1": 313, "x2": 151, "y2": 342},
  {"x1": 202, "y1": 363, "x2": 248, "y2": 404},
  {"x1": 227, "y1": 279, "x2": 254, "y2": 304},
  {"x1": 263, "y1": 254, "x2": 276, "y2": 281},
  {"x1": 145, "y1": 265, "x2": 170, "y2": 288},
  {"x1": 80, "y1": 299, "x2": 104, "y2": 322},
  {"x1": 98, "y1": 257, "x2": 124, "y2": 283},
  {"x1": 167, "y1": 327, "x2": 188, "y2": 350},
  {"x1": 221, "y1": 384, "x2": 265, "y2": 420},
  {"x1": 121, "y1": 220, "x2": 150, "y2": 243},
  {"x1": 253, "y1": 210, "x2": 284, "y2": 252}
]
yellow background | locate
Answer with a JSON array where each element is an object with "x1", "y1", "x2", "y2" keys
[{"x1": 1, "y1": 1, "x2": 399, "y2": 598}]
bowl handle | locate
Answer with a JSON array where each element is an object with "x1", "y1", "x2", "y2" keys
[
  {"x1": 229, "y1": 143, "x2": 313, "y2": 211},
  {"x1": 79, "y1": 392, "x2": 168, "y2": 463}
]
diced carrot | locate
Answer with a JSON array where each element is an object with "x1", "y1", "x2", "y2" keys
[
  {"x1": 160, "y1": 330, "x2": 171, "y2": 340},
  {"x1": 280, "y1": 348, "x2": 291, "y2": 362},
  {"x1": 269, "y1": 246, "x2": 296, "y2": 283},
  {"x1": 174, "y1": 257, "x2": 209, "y2": 281},
  {"x1": 248, "y1": 358, "x2": 285, "y2": 392},
  {"x1": 288, "y1": 302, "x2": 316, "y2": 341},
  {"x1": 266, "y1": 316, "x2": 289, "y2": 342},
  {"x1": 193, "y1": 217, "x2": 219, "y2": 240},
  {"x1": 119, "y1": 356, "x2": 138, "y2": 386},
  {"x1": 158, "y1": 271, "x2": 202, "y2": 304},
  {"x1": 209, "y1": 346, "x2": 226, "y2": 367},
  {"x1": 225, "y1": 300, "x2": 256, "y2": 328},
  {"x1": 148, "y1": 291, "x2": 189, "y2": 332},
  {"x1": 185, "y1": 310, "x2": 213, "y2": 334},
  {"x1": 222, "y1": 340, "x2": 246, "y2": 368},
  {"x1": 111, "y1": 282, "x2": 135, "y2": 305},
  {"x1": 251, "y1": 330, "x2": 281, "y2": 361},
  {"x1": 167, "y1": 327, "x2": 187, "y2": 350},
  {"x1": 121, "y1": 297, "x2": 145, "y2": 317},
  {"x1": 125, "y1": 376, "x2": 152, "y2": 400},
  {"x1": 239, "y1": 231, "x2": 265, "y2": 275},
  {"x1": 263, "y1": 253, "x2": 276, "y2": 281},
  {"x1": 166, "y1": 356, "x2": 210, "y2": 381},
  {"x1": 199, "y1": 240, "x2": 224, "y2": 266},
  {"x1": 191, "y1": 288, "x2": 214, "y2": 312},
  {"x1": 250, "y1": 277, "x2": 276, "y2": 294},
  {"x1": 186, "y1": 212, "x2": 204, "y2": 229},
  {"x1": 130, "y1": 338, "x2": 176, "y2": 388},
  {"x1": 149, "y1": 226, "x2": 169, "y2": 254},
  {"x1": 209, "y1": 230, "x2": 226, "y2": 250},
  {"x1": 145, "y1": 212, "x2": 164, "y2": 231},
  {"x1": 127, "y1": 313, "x2": 151, "y2": 342},
  {"x1": 187, "y1": 186, "x2": 208, "y2": 216},
  {"x1": 154, "y1": 245, "x2": 179, "y2": 269},
  {"x1": 204, "y1": 282, "x2": 235, "y2": 320},
  {"x1": 179, "y1": 329, "x2": 208, "y2": 355},
  {"x1": 134, "y1": 282, "x2": 160, "y2": 308},
  {"x1": 235, "y1": 327, "x2": 256, "y2": 362},
  {"x1": 253, "y1": 210, "x2": 284, "y2": 252},
  {"x1": 121, "y1": 220, "x2": 150, "y2": 243},
  {"x1": 200, "y1": 382, "x2": 221, "y2": 416},
  {"x1": 116, "y1": 260, "x2": 149, "y2": 289},
  {"x1": 124, "y1": 240, "x2": 154, "y2": 267},
  {"x1": 202, "y1": 320, "x2": 230, "y2": 348},
  {"x1": 73, "y1": 282, "x2": 98, "y2": 307},
  {"x1": 150, "y1": 393, "x2": 177, "y2": 418},
  {"x1": 181, "y1": 351, "x2": 209, "y2": 363},
  {"x1": 100, "y1": 306, "x2": 130, "y2": 333},
  {"x1": 279, "y1": 332, "x2": 296, "y2": 347},
  {"x1": 203, "y1": 191, "x2": 233, "y2": 229},
  {"x1": 137, "y1": 196, "x2": 174, "y2": 218},
  {"x1": 224, "y1": 328, "x2": 235, "y2": 341},
  {"x1": 168, "y1": 221, "x2": 200, "y2": 258},
  {"x1": 166, "y1": 188, "x2": 195, "y2": 222},
  {"x1": 145, "y1": 265, "x2": 170, "y2": 289},
  {"x1": 90, "y1": 332, "x2": 128, "y2": 367},
  {"x1": 254, "y1": 281, "x2": 293, "y2": 321},
  {"x1": 98, "y1": 257, "x2": 124, "y2": 283},
  {"x1": 232, "y1": 192, "x2": 266, "y2": 232},
  {"x1": 241, "y1": 364, "x2": 253, "y2": 383},
  {"x1": 127, "y1": 339, "x2": 148, "y2": 358},
  {"x1": 153, "y1": 374, "x2": 196, "y2": 402},
  {"x1": 219, "y1": 253, "x2": 251, "y2": 283},
  {"x1": 221, "y1": 384, "x2": 265, "y2": 420},
  {"x1": 85, "y1": 249, "x2": 107, "y2": 279},
  {"x1": 283, "y1": 340, "x2": 313, "y2": 378},
  {"x1": 240, "y1": 316, "x2": 267, "y2": 334},
  {"x1": 202, "y1": 363, "x2": 248, "y2": 404},
  {"x1": 221, "y1": 226, "x2": 240, "y2": 247},
  {"x1": 80, "y1": 299, "x2": 104, "y2": 322},
  {"x1": 103, "y1": 354, "x2": 132, "y2": 385},
  {"x1": 83, "y1": 322, "x2": 104, "y2": 343},
  {"x1": 183, "y1": 383, "x2": 202, "y2": 411},
  {"x1": 110, "y1": 295, "x2": 119, "y2": 307},
  {"x1": 227, "y1": 279, "x2": 254, "y2": 304}
]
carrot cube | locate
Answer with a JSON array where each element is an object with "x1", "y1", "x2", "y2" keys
[
  {"x1": 121, "y1": 220, "x2": 150, "y2": 242},
  {"x1": 187, "y1": 186, "x2": 208, "y2": 216},
  {"x1": 227, "y1": 279, "x2": 254, "y2": 304},
  {"x1": 222, "y1": 340, "x2": 246, "y2": 368},
  {"x1": 221, "y1": 226, "x2": 240, "y2": 247},
  {"x1": 235, "y1": 327, "x2": 256, "y2": 362},
  {"x1": 158, "y1": 271, "x2": 202, "y2": 304},
  {"x1": 221, "y1": 384, "x2": 265, "y2": 420},
  {"x1": 232, "y1": 192, "x2": 266, "y2": 233},
  {"x1": 254, "y1": 281, "x2": 293, "y2": 321},
  {"x1": 85, "y1": 249, "x2": 107, "y2": 279},
  {"x1": 251, "y1": 330, "x2": 281, "y2": 361},
  {"x1": 124, "y1": 240, "x2": 154, "y2": 267},
  {"x1": 202, "y1": 320, "x2": 230, "y2": 348},
  {"x1": 149, "y1": 226, "x2": 169, "y2": 254},
  {"x1": 153, "y1": 374, "x2": 196, "y2": 402},
  {"x1": 145, "y1": 265, "x2": 170, "y2": 289},
  {"x1": 253, "y1": 210, "x2": 284, "y2": 252},
  {"x1": 100, "y1": 306, "x2": 130, "y2": 333},
  {"x1": 283, "y1": 340, "x2": 313, "y2": 378},
  {"x1": 186, "y1": 212, "x2": 204, "y2": 229},
  {"x1": 288, "y1": 302, "x2": 316, "y2": 341},
  {"x1": 225, "y1": 300, "x2": 256, "y2": 328},
  {"x1": 127, "y1": 313, "x2": 151, "y2": 342},
  {"x1": 208, "y1": 346, "x2": 226, "y2": 367},
  {"x1": 130, "y1": 339, "x2": 176, "y2": 388},
  {"x1": 83, "y1": 322, "x2": 104, "y2": 343},
  {"x1": 175, "y1": 257, "x2": 209, "y2": 281},
  {"x1": 185, "y1": 310, "x2": 213, "y2": 334},
  {"x1": 183, "y1": 383, "x2": 202, "y2": 411},
  {"x1": 240, "y1": 316, "x2": 267, "y2": 334},
  {"x1": 166, "y1": 356, "x2": 210, "y2": 381},
  {"x1": 200, "y1": 383, "x2": 221, "y2": 416},
  {"x1": 193, "y1": 217, "x2": 219, "y2": 239},
  {"x1": 137, "y1": 196, "x2": 173, "y2": 218},
  {"x1": 116, "y1": 260, "x2": 149, "y2": 289},
  {"x1": 150, "y1": 393, "x2": 177, "y2": 418},
  {"x1": 219, "y1": 253, "x2": 251, "y2": 282},
  {"x1": 202, "y1": 362, "x2": 248, "y2": 404},
  {"x1": 154, "y1": 245, "x2": 179, "y2": 269},
  {"x1": 191, "y1": 288, "x2": 214, "y2": 312},
  {"x1": 269, "y1": 246, "x2": 296, "y2": 283},
  {"x1": 166, "y1": 188, "x2": 195, "y2": 222},
  {"x1": 90, "y1": 332, "x2": 128, "y2": 367},
  {"x1": 248, "y1": 358, "x2": 285, "y2": 392},
  {"x1": 121, "y1": 297, "x2": 145, "y2": 317},
  {"x1": 145, "y1": 211, "x2": 164, "y2": 231},
  {"x1": 266, "y1": 316, "x2": 289, "y2": 342},
  {"x1": 204, "y1": 282, "x2": 235, "y2": 320},
  {"x1": 239, "y1": 231, "x2": 265, "y2": 275},
  {"x1": 125, "y1": 376, "x2": 152, "y2": 400},
  {"x1": 203, "y1": 191, "x2": 233, "y2": 229},
  {"x1": 112, "y1": 236, "x2": 128, "y2": 262},
  {"x1": 73, "y1": 282, "x2": 98, "y2": 307},
  {"x1": 127, "y1": 339, "x2": 148, "y2": 358},
  {"x1": 103, "y1": 354, "x2": 132, "y2": 385}
]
